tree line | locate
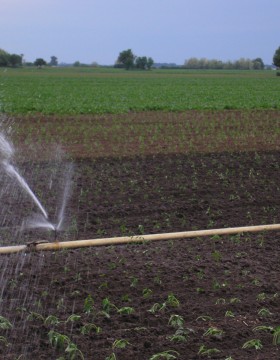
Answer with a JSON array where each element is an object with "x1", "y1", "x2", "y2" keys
[
  {"x1": 0, "y1": 49, "x2": 59, "y2": 68},
  {"x1": 0, "y1": 49, "x2": 23, "y2": 67},
  {"x1": 184, "y1": 57, "x2": 265, "y2": 70},
  {"x1": 1, "y1": 47, "x2": 280, "y2": 69},
  {"x1": 184, "y1": 47, "x2": 280, "y2": 70}
]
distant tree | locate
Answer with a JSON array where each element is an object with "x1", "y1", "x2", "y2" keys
[
  {"x1": 34, "y1": 58, "x2": 47, "y2": 68},
  {"x1": 135, "y1": 56, "x2": 147, "y2": 69},
  {"x1": 184, "y1": 57, "x2": 200, "y2": 69},
  {"x1": 147, "y1": 57, "x2": 154, "y2": 70},
  {"x1": 273, "y1": 46, "x2": 280, "y2": 68},
  {"x1": 135, "y1": 56, "x2": 154, "y2": 70},
  {"x1": 9, "y1": 54, "x2": 22, "y2": 67},
  {"x1": 49, "y1": 56, "x2": 58, "y2": 66},
  {"x1": 116, "y1": 49, "x2": 136, "y2": 70},
  {"x1": 0, "y1": 48, "x2": 10, "y2": 66},
  {"x1": 73, "y1": 61, "x2": 80, "y2": 67},
  {"x1": 223, "y1": 60, "x2": 234, "y2": 70},
  {"x1": 0, "y1": 49, "x2": 23, "y2": 67},
  {"x1": 252, "y1": 58, "x2": 264, "y2": 70},
  {"x1": 234, "y1": 58, "x2": 253, "y2": 70}
]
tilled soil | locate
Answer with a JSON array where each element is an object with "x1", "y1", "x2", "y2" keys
[
  {"x1": 0, "y1": 149, "x2": 279, "y2": 359},
  {"x1": 1, "y1": 230, "x2": 279, "y2": 360}
]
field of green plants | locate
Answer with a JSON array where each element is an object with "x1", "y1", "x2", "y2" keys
[
  {"x1": 0, "y1": 68, "x2": 279, "y2": 359},
  {"x1": 0, "y1": 67, "x2": 280, "y2": 114}
]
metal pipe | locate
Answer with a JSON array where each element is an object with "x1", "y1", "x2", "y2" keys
[{"x1": 0, "y1": 223, "x2": 279, "y2": 254}]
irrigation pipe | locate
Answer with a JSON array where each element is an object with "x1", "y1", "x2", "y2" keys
[{"x1": 0, "y1": 223, "x2": 280, "y2": 255}]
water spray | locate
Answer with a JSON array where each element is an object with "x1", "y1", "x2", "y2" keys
[
  {"x1": 2, "y1": 161, "x2": 49, "y2": 219},
  {"x1": 0, "y1": 132, "x2": 73, "y2": 240},
  {"x1": 0, "y1": 132, "x2": 49, "y2": 219},
  {"x1": 22, "y1": 162, "x2": 73, "y2": 239}
]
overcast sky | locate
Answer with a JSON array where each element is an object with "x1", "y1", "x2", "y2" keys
[{"x1": 1, "y1": 0, "x2": 279, "y2": 65}]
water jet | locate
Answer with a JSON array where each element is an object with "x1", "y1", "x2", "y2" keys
[{"x1": 0, "y1": 131, "x2": 73, "y2": 242}]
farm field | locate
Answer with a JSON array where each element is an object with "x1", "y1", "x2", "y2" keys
[
  {"x1": 0, "y1": 69, "x2": 279, "y2": 359},
  {"x1": 1, "y1": 68, "x2": 280, "y2": 114}
]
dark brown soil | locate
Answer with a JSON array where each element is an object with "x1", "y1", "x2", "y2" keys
[{"x1": 0, "y1": 112, "x2": 279, "y2": 359}]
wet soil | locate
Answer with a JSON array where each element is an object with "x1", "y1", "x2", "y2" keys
[
  {"x1": 0, "y1": 112, "x2": 279, "y2": 359},
  {"x1": 1, "y1": 230, "x2": 279, "y2": 360}
]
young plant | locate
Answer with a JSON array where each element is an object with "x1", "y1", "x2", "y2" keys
[
  {"x1": 44, "y1": 315, "x2": 60, "y2": 326},
  {"x1": 212, "y1": 279, "x2": 227, "y2": 290},
  {"x1": 253, "y1": 325, "x2": 274, "y2": 333},
  {"x1": 196, "y1": 315, "x2": 213, "y2": 322},
  {"x1": 26, "y1": 312, "x2": 44, "y2": 322},
  {"x1": 166, "y1": 293, "x2": 180, "y2": 308},
  {"x1": 273, "y1": 326, "x2": 280, "y2": 345},
  {"x1": 121, "y1": 294, "x2": 131, "y2": 302},
  {"x1": 48, "y1": 330, "x2": 70, "y2": 350},
  {"x1": 149, "y1": 350, "x2": 180, "y2": 360},
  {"x1": 130, "y1": 276, "x2": 138, "y2": 288},
  {"x1": 195, "y1": 269, "x2": 205, "y2": 279},
  {"x1": 196, "y1": 287, "x2": 205, "y2": 294},
  {"x1": 230, "y1": 297, "x2": 241, "y2": 304},
  {"x1": 203, "y1": 326, "x2": 224, "y2": 338},
  {"x1": 215, "y1": 298, "x2": 226, "y2": 304},
  {"x1": 225, "y1": 310, "x2": 235, "y2": 318},
  {"x1": 80, "y1": 323, "x2": 102, "y2": 335},
  {"x1": 242, "y1": 339, "x2": 263, "y2": 350},
  {"x1": 66, "y1": 314, "x2": 81, "y2": 323},
  {"x1": 48, "y1": 330, "x2": 84, "y2": 359},
  {"x1": 56, "y1": 297, "x2": 65, "y2": 311},
  {"x1": 168, "y1": 328, "x2": 189, "y2": 343},
  {"x1": 211, "y1": 250, "x2": 222, "y2": 262},
  {"x1": 99, "y1": 281, "x2": 108, "y2": 289},
  {"x1": 148, "y1": 302, "x2": 166, "y2": 314},
  {"x1": 256, "y1": 292, "x2": 267, "y2": 301},
  {"x1": 142, "y1": 288, "x2": 153, "y2": 298},
  {"x1": 0, "y1": 336, "x2": 10, "y2": 347},
  {"x1": 198, "y1": 345, "x2": 220, "y2": 357},
  {"x1": 100, "y1": 297, "x2": 118, "y2": 318},
  {"x1": 73, "y1": 273, "x2": 82, "y2": 282},
  {"x1": 108, "y1": 262, "x2": 117, "y2": 270},
  {"x1": 65, "y1": 342, "x2": 85, "y2": 360},
  {"x1": 153, "y1": 275, "x2": 162, "y2": 285},
  {"x1": 251, "y1": 278, "x2": 261, "y2": 286},
  {"x1": 105, "y1": 354, "x2": 117, "y2": 360},
  {"x1": 138, "y1": 224, "x2": 145, "y2": 234},
  {"x1": 117, "y1": 306, "x2": 134, "y2": 315},
  {"x1": 0, "y1": 315, "x2": 13, "y2": 330},
  {"x1": 168, "y1": 314, "x2": 184, "y2": 328},
  {"x1": 112, "y1": 339, "x2": 131, "y2": 349},
  {"x1": 106, "y1": 339, "x2": 131, "y2": 360},
  {"x1": 258, "y1": 307, "x2": 272, "y2": 317},
  {"x1": 83, "y1": 294, "x2": 95, "y2": 314}
]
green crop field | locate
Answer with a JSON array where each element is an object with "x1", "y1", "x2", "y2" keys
[{"x1": 0, "y1": 67, "x2": 279, "y2": 114}]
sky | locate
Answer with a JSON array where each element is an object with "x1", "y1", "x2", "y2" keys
[{"x1": 1, "y1": 0, "x2": 279, "y2": 65}]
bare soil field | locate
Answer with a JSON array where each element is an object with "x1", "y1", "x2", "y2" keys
[{"x1": 0, "y1": 111, "x2": 279, "y2": 359}]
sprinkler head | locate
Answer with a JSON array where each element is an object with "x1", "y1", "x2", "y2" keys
[{"x1": 53, "y1": 228, "x2": 58, "y2": 241}]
